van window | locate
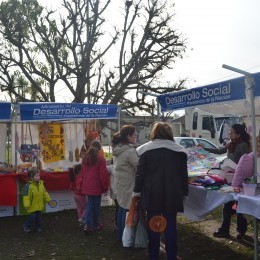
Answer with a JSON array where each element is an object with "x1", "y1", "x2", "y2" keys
[
  {"x1": 192, "y1": 112, "x2": 198, "y2": 130},
  {"x1": 202, "y1": 116, "x2": 211, "y2": 130}
]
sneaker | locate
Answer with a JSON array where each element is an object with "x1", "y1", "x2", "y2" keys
[
  {"x1": 93, "y1": 223, "x2": 104, "y2": 231},
  {"x1": 213, "y1": 230, "x2": 230, "y2": 238},
  {"x1": 78, "y1": 218, "x2": 85, "y2": 227},
  {"x1": 23, "y1": 226, "x2": 31, "y2": 233},
  {"x1": 83, "y1": 225, "x2": 93, "y2": 233}
]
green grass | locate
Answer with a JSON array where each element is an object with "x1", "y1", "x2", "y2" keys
[{"x1": 0, "y1": 206, "x2": 256, "y2": 259}]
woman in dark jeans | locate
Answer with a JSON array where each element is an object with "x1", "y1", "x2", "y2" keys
[{"x1": 204, "y1": 124, "x2": 251, "y2": 239}]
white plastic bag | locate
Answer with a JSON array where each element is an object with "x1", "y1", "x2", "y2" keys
[
  {"x1": 122, "y1": 213, "x2": 135, "y2": 247},
  {"x1": 134, "y1": 219, "x2": 148, "y2": 248}
]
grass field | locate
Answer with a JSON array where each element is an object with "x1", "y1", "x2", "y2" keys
[{"x1": 0, "y1": 205, "x2": 256, "y2": 259}]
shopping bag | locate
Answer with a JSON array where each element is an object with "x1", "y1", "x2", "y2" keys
[
  {"x1": 126, "y1": 196, "x2": 139, "y2": 226},
  {"x1": 134, "y1": 218, "x2": 148, "y2": 248},
  {"x1": 122, "y1": 213, "x2": 136, "y2": 247}
]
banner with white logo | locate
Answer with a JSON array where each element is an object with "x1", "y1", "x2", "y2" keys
[
  {"x1": 158, "y1": 72, "x2": 260, "y2": 112},
  {"x1": 19, "y1": 103, "x2": 118, "y2": 121}
]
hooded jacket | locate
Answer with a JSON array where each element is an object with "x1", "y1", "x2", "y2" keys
[
  {"x1": 112, "y1": 144, "x2": 139, "y2": 209},
  {"x1": 134, "y1": 139, "x2": 188, "y2": 213},
  {"x1": 23, "y1": 180, "x2": 51, "y2": 213},
  {"x1": 81, "y1": 155, "x2": 110, "y2": 196}
]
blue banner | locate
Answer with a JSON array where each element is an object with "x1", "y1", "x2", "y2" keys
[
  {"x1": 158, "y1": 72, "x2": 260, "y2": 112},
  {"x1": 19, "y1": 103, "x2": 118, "y2": 121},
  {"x1": 0, "y1": 102, "x2": 11, "y2": 121}
]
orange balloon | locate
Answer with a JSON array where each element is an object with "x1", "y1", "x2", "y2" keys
[{"x1": 149, "y1": 215, "x2": 167, "y2": 233}]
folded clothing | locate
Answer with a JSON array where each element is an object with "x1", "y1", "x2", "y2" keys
[{"x1": 220, "y1": 185, "x2": 234, "y2": 193}]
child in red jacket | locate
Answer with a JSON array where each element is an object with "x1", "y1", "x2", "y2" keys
[
  {"x1": 69, "y1": 164, "x2": 87, "y2": 226},
  {"x1": 81, "y1": 140, "x2": 110, "y2": 233}
]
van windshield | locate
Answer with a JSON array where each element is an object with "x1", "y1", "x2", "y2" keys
[{"x1": 215, "y1": 117, "x2": 242, "y2": 131}]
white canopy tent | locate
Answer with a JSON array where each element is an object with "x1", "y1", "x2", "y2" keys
[
  {"x1": 158, "y1": 68, "x2": 260, "y2": 260},
  {"x1": 11, "y1": 102, "x2": 119, "y2": 170}
]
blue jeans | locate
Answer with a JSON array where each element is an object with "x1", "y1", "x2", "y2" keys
[
  {"x1": 116, "y1": 206, "x2": 128, "y2": 241},
  {"x1": 85, "y1": 195, "x2": 101, "y2": 228},
  {"x1": 147, "y1": 211, "x2": 177, "y2": 260},
  {"x1": 24, "y1": 211, "x2": 42, "y2": 230}
]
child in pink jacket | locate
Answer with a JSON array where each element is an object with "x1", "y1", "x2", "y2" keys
[{"x1": 69, "y1": 164, "x2": 87, "y2": 226}]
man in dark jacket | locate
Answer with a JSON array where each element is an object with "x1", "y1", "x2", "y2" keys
[{"x1": 134, "y1": 122, "x2": 188, "y2": 260}]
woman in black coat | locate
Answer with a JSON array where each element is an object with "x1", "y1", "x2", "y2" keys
[{"x1": 134, "y1": 122, "x2": 188, "y2": 260}]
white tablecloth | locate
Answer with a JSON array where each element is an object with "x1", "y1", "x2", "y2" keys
[
  {"x1": 183, "y1": 185, "x2": 237, "y2": 221},
  {"x1": 183, "y1": 185, "x2": 260, "y2": 221},
  {"x1": 237, "y1": 194, "x2": 260, "y2": 219}
]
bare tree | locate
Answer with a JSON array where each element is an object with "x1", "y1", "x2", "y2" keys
[{"x1": 0, "y1": 0, "x2": 186, "y2": 115}]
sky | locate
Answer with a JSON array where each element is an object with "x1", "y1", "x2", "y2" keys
[
  {"x1": 2, "y1": 0, "x2": 260, "y2": 104},
  {"x1": 171, "y1": 0, "x2": 260, "y2": 88},
  {"x1": 38, "y1": 0, "x2": 260, "y2": 95}
]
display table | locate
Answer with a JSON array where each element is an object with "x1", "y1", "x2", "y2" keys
[
  {"x1": 237, "y1": 193, "x2": 260, "y2": 219},
  {"x1": 183, "y1": 185, "x2": 260, "y2": 221},
  {"x1": 40, "y1": 171, "x2": 70, "y2": 191},
  {"x1": 16, "y1": 171, "x2": 71, "y2": 191},
  {"x1": 0, "y1": 171, "x2": 70, "y2": 207},
  {"x1": 0, "y1": 173, "x2": 17, "y2": 206},
  {"x1": 183, "y1": 185, "x2": 237, "y2": 221}
]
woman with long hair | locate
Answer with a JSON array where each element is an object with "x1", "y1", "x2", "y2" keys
[
  {"x1": 81, "y1": 140, "x2": 110, "y2": 233},
  {"x1": 204, "y1": 123, "x2": 251, "y2": 239},
  {"x1": 112, "y1": 125, "x2": 139, "y2": 243}
]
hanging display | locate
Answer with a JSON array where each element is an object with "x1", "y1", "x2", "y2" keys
[
  {"x1": 19, "y1": 123, "x2": 40, "y2": 163},
  {"x1": 39, "y1": 123, "x2": 65, "y2": 163}
]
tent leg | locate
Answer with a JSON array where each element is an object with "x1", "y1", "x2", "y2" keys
[{"x1": 254, "y1": 218, "x2": 258, "y2": 260}]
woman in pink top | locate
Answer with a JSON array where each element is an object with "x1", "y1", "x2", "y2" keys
[{"x1": 81, "y1": 140, "x2": 110, "y2": 233}]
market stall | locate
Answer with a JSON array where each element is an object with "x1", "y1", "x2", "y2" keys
[
  {"x1": 158, "y1": 69, "x2": 260, "y2": 259},
  {"x1": 0, "y1": 102, "x2": 15, "y2": 217},
  {"x1": 15, "y1": 102, "x2": 118, "y2": 214},
  {"x1": 14, "y1": 102, "x2": 118, "y2": 170},
  {"x1": 0, "y1": 102, "x2": 118, "y2": 216}
]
